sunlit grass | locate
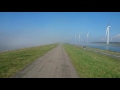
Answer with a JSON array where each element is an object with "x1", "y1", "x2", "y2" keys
[
  {"x1": 63, "y1": 44, "x2": 120, "y2": 78},
  {"x1": 0, "y1": 44, "x2": 57, "y2": 78}
]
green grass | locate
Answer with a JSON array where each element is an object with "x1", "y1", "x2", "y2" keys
[
  {"x1": 0, "y1": 44, "x2": 57, "y2": 78},
  {"x1": 63, "y1": 44, "x2": 120, "y2": 78}
]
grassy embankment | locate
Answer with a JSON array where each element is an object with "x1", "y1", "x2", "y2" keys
[
  {"x1": 0, "y1": 44, "x2": 57, "y2": 78},
  {"x1": 63, "y1": 44, "x2": 120, "y2": 78}
]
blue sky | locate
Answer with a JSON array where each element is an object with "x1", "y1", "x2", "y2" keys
[{"x1": 0, "y1": 12, "x2": 120, "y2": 51}]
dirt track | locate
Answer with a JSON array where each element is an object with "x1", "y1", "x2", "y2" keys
[{"x1": 12, "y1": 44, "x2": 79, "y2": 78}]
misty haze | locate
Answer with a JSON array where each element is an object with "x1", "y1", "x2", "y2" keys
[{"x1": 0, "y1": 12, "x2": 120, "y2": 52}]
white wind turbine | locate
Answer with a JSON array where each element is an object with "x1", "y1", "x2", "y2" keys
[
  {"x1": 79, "y1": 33, "x2": 80, "y2": 42},
  {"x1": 86, "y1": 31, "x2": 89, "y2": 44},
  {"x1": 105, "y1": 20, "x2": 111, "y2": 45}
]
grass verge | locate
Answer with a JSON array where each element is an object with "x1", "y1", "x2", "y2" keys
[
  {"x1": 63, "y1": 44, "x2": 120, "y2": 78},
  {"x1": 0, "y1": 44, "x2": 57, "y2": 78}
]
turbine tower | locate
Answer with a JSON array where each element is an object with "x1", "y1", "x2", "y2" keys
[
  {"x1": 86, "y1": 31, "x2": 89, "y2": 44},
  {"x1": 105, "y1": 20, "x2": 111, "y2": 45},
  {"x1": 79, "y1": 33, "x2": 80, "y2": 42}
]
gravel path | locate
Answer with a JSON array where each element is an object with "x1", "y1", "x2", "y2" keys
[{"x1": 12, "y1": 44, "x2": 79, "y2": 78}]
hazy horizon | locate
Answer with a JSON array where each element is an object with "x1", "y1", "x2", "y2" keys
[{"x1": 0, "y1": 12, "x2": 120, "y2": 51}]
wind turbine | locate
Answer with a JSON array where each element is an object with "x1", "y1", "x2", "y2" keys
[
  {"x1": 79, "y1": 33, "x2": 80, "y2": 42},
  {"x1": 86, "y1": 31, "x2": 89, "y2": 44},
  {"x1": 105, "y1": 19, "x2": 111, "y2": 45}
]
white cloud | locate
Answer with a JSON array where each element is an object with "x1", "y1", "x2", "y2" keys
[
  {"x1": 114, "y1": 34, "x2": 120, "y2": 38},
  {"x1": 112, "y1": 34, "x2": 120, "y2": 42}
]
